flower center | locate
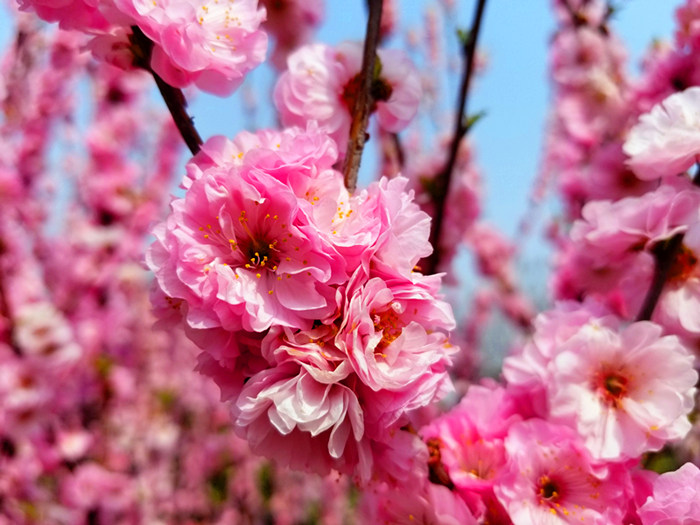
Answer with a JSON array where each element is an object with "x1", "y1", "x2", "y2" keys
[
  {"x1": 604, "y1": 374, "x2": 627, "y2": 398},
  {"x1": 372, "y1": 305, "x2": 404, "y2": 354},
  {"x1": 341, "y1": 73, "x2": 393, "y2": 114},
  {"x1": 668, "y1": 244, "x2": 698, "y2": 283},
  {"x1": 538, "y1": 475, "x2": 560, "y2": 502},
  {"x1": 596, "y1": 370, "x2": 629, "y2": 408},
  {"x1": 236, "y1": 210, "x2": 280, "y2": 271}
]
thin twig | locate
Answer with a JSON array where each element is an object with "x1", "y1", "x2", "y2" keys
[
  {"x1": 635, "y1": 233, "x2": 685, "y2": 322},
  {"x1": 424, "y1": 0, "x2": 488, "y2": 275},
  {"x1": 129, "y1": 26, "x2": 203, "y2": 156},
  {"x1": 0, "y1": 243, "x2": 21, "y2": 357},
  {"x1": 392, "y1": 132, "x2": 405, "y2": 169},
  {"x1": 341, "y1": 0, "x2": 384, "y2": 193}
]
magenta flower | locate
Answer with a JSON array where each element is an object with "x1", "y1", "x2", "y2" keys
[
  {"x1": 637, "y1": 462, "x2": 700, "y2": 524},
  {"x1": 232, "y1": 360, "x2": 368, "y2": 477},
  {"x1": 419, "y1": 382, "x2": 521, "y2": 522},
  {"x1": 334, "y1": 176, "x2": 433, "y2": 277},
  {"x1": 495, "y1": 420, "x2": 627, "y2": 524},
  {"x1": 361, "y1": 481, "x2": 478, "y2": 525},
  {"x1": 148, "y1": 164, "x2": 342, "y2": 333},
  {"x1": 120, "y1": 0, "x2": 268, "y2": 95},
  {"x1": 338, "y1": 268, "x2": 455, "y2": 394}
]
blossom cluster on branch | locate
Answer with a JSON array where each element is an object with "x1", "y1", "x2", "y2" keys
[{"x1": 3, "y1": 0, "x2": 700, "y2": 524}]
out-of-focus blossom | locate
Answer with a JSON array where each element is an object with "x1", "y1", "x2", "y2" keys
[
  {"x1": 624, "y1": 87, "x2": 700, "y2": 180},
  {"x1": 637, "y1": 462, "x2": 700, "y2": 524},
  {"x1": 274, "y1": 41, "x2": 421, "y2": 155},
  {"x1": 495, "y1": 419, "x2": 627, "y2": 524}
]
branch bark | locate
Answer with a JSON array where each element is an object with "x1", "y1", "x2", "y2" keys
[
  {"x1": 0, "y1": 242, "x2": 21, "y2": 357},
  {"x1": 129, "y1": 26, "x2": 203, "y2": 156},
  {"x1": 424, "y1": 0, "x2": 488, "y2": 275},
  {"x1": 635, "y1": 233, "x2": 685, "y2": 322},
  {"x1": 341, "y1": 0, "x2": 384, "y2": 193}
]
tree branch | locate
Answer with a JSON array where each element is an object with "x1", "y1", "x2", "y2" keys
[
  {"x1": 0, "y1": 242, "x2": 21, "y2": 357},
  {"x1": 635, "y1": 233, "x2": 685, "y2": 322},
  {"x1": 129, "y1": 26, "x2": 203, "y2": 156},
  {"x1": 424, "y1": 0, "x2": 488, "y2": 275},
  {"x1": 341, "y1": 0, "x2": 384, "y2": 193}
]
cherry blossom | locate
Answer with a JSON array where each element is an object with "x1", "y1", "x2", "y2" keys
[
  {"x1": 637, "y1": 462, "x2": 700, "y2": 524},
  {"x1": 495, "y1": 419, "x2": 627, "y2": 525},
  {"x1": 548, "y1": 320, "x2": 697, "y2": 461},
  {"x1": 274, "y1": 41, "x2": 421, "y2": 155},
  {"x1": 624, "y1": 87, "x2": 700, "y2": 180}
]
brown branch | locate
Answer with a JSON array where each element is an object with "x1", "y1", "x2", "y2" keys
[
  {"x1": 392, "y1": 132, "x2": 405, "y2": 169},
  {"x1": 635, "y1": 233, "x2": 685, "y2": 322},
  {"x1": 0, "y1": 242, "x2": 21, "y2": 357},
  {"x1": 424, "y1": 0, "x2": 488, "y2": 275},
  {"x1": 426, "y1": 437, "x2": 455, "y2": 490},
  {"x1": 129, "y1": 26, "x2": 203, "y2": 156},
  {"x1": 560, "y1": 0, "x2": 610, "y2": 34},
  {"x1": 341, "y1": 0, "x2": 384, "y2": 193}
]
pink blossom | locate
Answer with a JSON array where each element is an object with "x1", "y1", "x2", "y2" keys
[
  {"x1": 225, "y1": 265, "x2": 456, "y2": 483},
  {"x1": 232, "y1": 360, "x2": 368, "y2": 478},
  {"x1": 465, "y1": 222, "x2": 516, "y2": 283},
  {"x1": 113, "y1": 0, "x2": 268, "y2": 96},
  {"x1": 637, "y1": 462, "x2": 700, "y2": 524},
  {"x1": 13, "y1": 301, "x2": 81, "y2": 370},
  {"x1": 550, "y1": 26, "x2": 626, "y2": 91},
  {"x1": 548, "y1": 320, "x2": 697, "y2": 461},
  {"x1": 61, "y1": 464, "x2": 134, "y2": 512},
  {"x1": 653, "y1": 222, "x2": 700, "y2": 339},
  {"x1": 676, "y1": 0, "x2": 700, "y2": 50},
  {"x1": 553, "y1": 181, "x2": 700, "y2": 317},
  {"x1": 260, "y1": 0, "x2": 324, "y2": 70},
  {"x1": 16, "y1": 0, "x2": 109, "y2": 30},
  {"x1": 147, "y1": 158, "x2": 343, "y2": 334},
  {"x1": 420, "y1": 382, "x2": 520, "y2": 520},
  {"x1": 335, "y1": 176, "x2": 433, "y2": 277},
  {"x1": 495, "y1": 419, "x2": 627, "y2": 524},
  {"x1": 274, "y1": 42, "x2": 421, "y2": 154},
  {"x1": 503, "y1": 300, "x2": 618, "y2": 416},
  {"x1": 361, "y1": 481, "x2": 478, "y2": 525},
  {"x1": 632, "y1": 45, "x2": 700, "y2": 112},
  {"x1": 336, "y1": 268, "x2": 456, "y2": 428},
  {"x1": 624, "y1": 87, "x2": 700, "y2": 180}
]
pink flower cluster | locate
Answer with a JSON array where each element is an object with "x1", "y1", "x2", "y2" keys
[
  {"x1": 412, "y1": 305, "x2": 697, "y2": 524},
  {"x1": 0, "y1": 28, "x2": 360, "y2": 522},
  {"x1": 147, "y1": 123, "x2": 457, "y2": 483},
  {"x1": 392, "y1": 3, "x2": 700, "y2": 523},
  {"x1": 16, "y1": 0, "x2": 268, "y2": 96}
]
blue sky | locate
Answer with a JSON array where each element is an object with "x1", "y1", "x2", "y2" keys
[{"x1": 0, "y1": 1, "x2": 682, "y2": 245}]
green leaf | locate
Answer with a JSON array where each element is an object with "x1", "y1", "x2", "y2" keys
[
  {"x1": 464, "y1": 110, "x2": 487, "y2": 132},
  {"x1": 457, "y1": 28, "x2": 471, "y2": 46}
]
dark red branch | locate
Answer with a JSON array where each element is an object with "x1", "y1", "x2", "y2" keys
[
  {"x1": 426, "y1": 437, "x2": 455, "y2": 490},
  {"x1": 635, "y1": 233, "x2": 685, "y2": 322},
  {"x1": 129, "y1": 26, "x2": 203, "y2": 156},
  {"x1": 341, "y1": 0, "x2": 384, "y2": 193},
  {"x1": 0, "y1": 242, "x2": 21, "y2": 357},
  {"x1": 424, "y1": 0, "x2": 488, "y2": 275}
]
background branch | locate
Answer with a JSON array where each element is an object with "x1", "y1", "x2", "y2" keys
[
  {"x1": 424, "y1": 0, "x2": 488, "y2": 275},
  {"x1": 635, "y1": 233, "x2": 685, "y2": 322},
  {"x1": 341, "y1": 0, "x2": 384, "y2": 193},
  {"x1": 129, "y1": 26, "x2": 203, "y2": 156}
]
